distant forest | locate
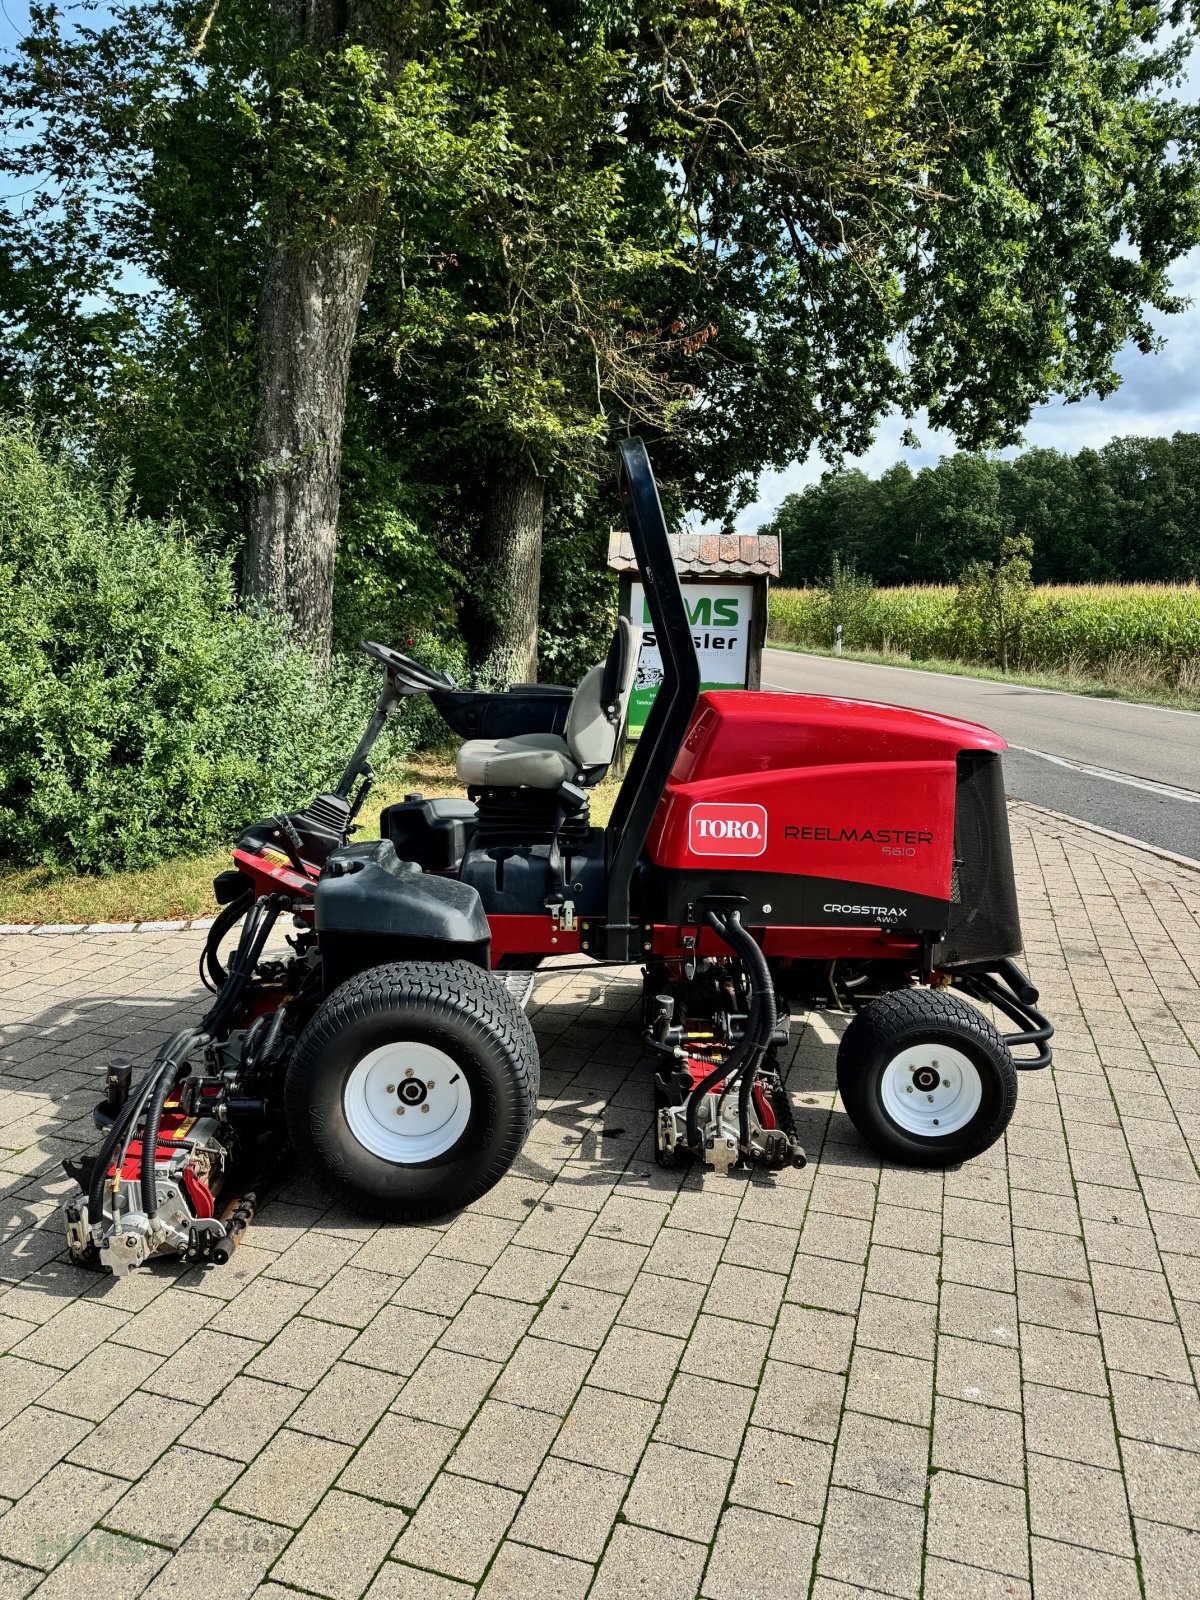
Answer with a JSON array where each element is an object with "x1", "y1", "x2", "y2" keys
[{"x1": 766, "y1": 433, "x2": 1200, "y2": 587}]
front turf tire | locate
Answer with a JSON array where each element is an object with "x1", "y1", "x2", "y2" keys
[
  {"x1": 284, "y1": 961, "x2": 539, "y2": 1221},
  {"x1": 836, "y1": 987, "x2": 1017, "y2": 1167}
]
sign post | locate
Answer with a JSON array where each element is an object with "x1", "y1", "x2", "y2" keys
[{"x1": 607, "y1": 530, "x2": 780, "y2": 739}]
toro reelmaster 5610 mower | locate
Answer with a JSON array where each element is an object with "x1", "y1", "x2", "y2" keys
[{"x1": 64, "y1": 439, "x2": 1051, "y2": 1275}]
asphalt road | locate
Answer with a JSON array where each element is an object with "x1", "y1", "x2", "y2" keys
[{"x1": 762, "y1": 648, "x2": 1200, "y2": 862}]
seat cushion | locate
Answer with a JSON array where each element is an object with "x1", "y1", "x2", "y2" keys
[{"x1": 456, "y1": 732, "x2": 578, "y2": 789}]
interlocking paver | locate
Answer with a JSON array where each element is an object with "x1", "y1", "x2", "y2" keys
[
  {"x1": 926, "y1": 1469, "x2": 1031, "y2": 1579},
  {"x1": 0, "y1": 1461, "x2": 123, "y2": 1568},
  {"x1": 553, "y1": 1382, "x2": 658, "y2": 1472},
  {"x1": 590, "y1": 1523, "x2": 708, "y2": 1600},
  {"x1": 476, "y1": 1539, "x2": 592, "y2": 1600},
  {"x1": 702, "y1": 1506, "x2": 818, "y2": 1600},
  {"x1": 448, "y1": 1398, "x2": 559, "y2": 1491},
  {"x1": 394, "y1": 1474, "x2": 521, "y2": 1582},
  {"x1": 510, "y1": 1453, "x2": 625, "y2": 1560},
  {"x1": 817, "y1": 1485, "x2": 925, "y2": 1597},
  {"x1": 178, "y1": 1374, "x2": 300, "y2": 1462},
  {"x1": 1030, "y1": 1537, "x2": 1142, "y2": 1600},
  {"x1": 107, "y1": 1444, "x2": 242, "y2": 1547},
  {"x1": 1024, "y1": 1383, "x2": 1122, "y2": 1470},
  {"x1": 392, "y1": 1347, "x2": 501, "y2": 1428},
  {"x1": 270, "y1": 1488, "x2": 407, "y2": 1599},
  {"x1": 626, "y1": 1440, "x2": 732, "y2": 1541},
  {"x1": 3, "y1": 804, "x2": 1199, "y2": 1597},
  {"x1": 221, "y1": 1427, "x2": 349, "y2": 1526}
]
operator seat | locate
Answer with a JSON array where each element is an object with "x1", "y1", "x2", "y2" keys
[{"x1": 456, "y1": 618, "x2": 639, "y2": 790}]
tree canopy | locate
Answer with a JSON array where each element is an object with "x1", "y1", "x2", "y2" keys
[
  {"x1": 768, "y1": 432, "x2": 1200, "y2": 587},
  {"x1": 2, "y1": 0, "x2": 1198, "y2": 667}
]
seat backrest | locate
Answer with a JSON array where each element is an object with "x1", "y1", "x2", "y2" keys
[{"x1": 565, "y1": 617, "x2": 641, "y2": 772}]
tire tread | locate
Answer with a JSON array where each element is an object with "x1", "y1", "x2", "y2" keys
[
  {"x1": 284, "y1": 961, "x2": 538, "y2": 1221},
  {"x1": 836, "y1": 986, "x2": 1017, "y2": 1166}
]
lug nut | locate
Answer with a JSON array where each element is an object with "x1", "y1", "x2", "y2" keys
[
  {"x1": 906, "y1": 1086, "x2": 914, "y2": 1094},
  {"x1": 927, "y1": 1094, "x2": 934, "y2": 1102},
  {"x1": 396, "y1": 1107, "x2": 405, "y2": 1116},
  {"x1": 426, "y1": 1080, "x2": 435, "y2": 1089},
  {"x1": 421, "y1": 1105, "x2": 430, "y2": 1114},
  {"x1": 405, "y1": 1069, "x2": 414, "y2": 1078},
  {"x1": 386, "y1": 1084, "x2": 395, "y2": 1093}
]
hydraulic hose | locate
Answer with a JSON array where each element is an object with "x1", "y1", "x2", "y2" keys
[
  {"x1": 685, "y1": 910, "x2": 764, "y2": 1152},
  {"x1": 201, "y1": 889, "x2": 254, "y2": 993},
  {"x1": 202, "y1": 897, "x2": 282, "y2": 1035},
  {"x1": 141, "y1": 1053, "x2": 189, "y2": 1221},
  {"x1": 723, "y1": 918, "x2": 777, "y2": 1152},
  {"x1": 95, "y1": 898, "x2": 282, "y2": 1229},
  {"x1": 87, "y1": 1029, "x2": 193, "y2": 1224},
  {"x1": 689, "y1": 909, "x2": 776, "y2": 1156}
]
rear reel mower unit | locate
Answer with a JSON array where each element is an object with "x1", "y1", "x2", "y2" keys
[{"x1": 64, "y1": 439, "x2": 1051, "y2": 1275}]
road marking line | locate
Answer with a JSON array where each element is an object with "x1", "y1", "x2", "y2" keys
[
  {"x1": 1009, "y1": 747, "x2": 1200, "y2": 804},
  {"x1": 762, "y1": 649, "x2": 1200, "y2": 718}
]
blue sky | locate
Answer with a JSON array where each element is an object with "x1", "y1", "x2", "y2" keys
[{"x1": 4, "y1": 1, "x2": 1198, "y2": 535}]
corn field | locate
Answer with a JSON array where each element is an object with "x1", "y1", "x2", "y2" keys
[{"x1": 768, "y1": 584, "x2": 1200, "y2": 696}]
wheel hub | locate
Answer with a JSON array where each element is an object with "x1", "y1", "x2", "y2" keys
[
  {"x1": 879, "y1": 1043, "x2": 982, "y2": 1137},
  {"x1": 343, "y1": 1042, "x2": 470, "y2": 1163}
]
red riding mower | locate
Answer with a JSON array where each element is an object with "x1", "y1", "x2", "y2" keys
[{"x1": 63, "y1": 440, "x2": 1051, "y2": 1275}]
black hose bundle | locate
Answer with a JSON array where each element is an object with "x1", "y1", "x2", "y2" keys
[
  {"x1": 202, "y1": 897, "x2": 283, "y2": 1034},
  {"x1": 86, "y1": 1028, "x2": 195, "y2": 1225},
  {"x1": 88, "y1": 895, "x2": 287, "y2": 1234},
  {"x1": 722, "y1": 917, "x2": 777, "y2": 1151},
  {"x1": 683, "y1": 908, "x2": 777, "y2": 1156},
  {"x1": 199, "y1": 889, "x2": 254, "y2": 993}
]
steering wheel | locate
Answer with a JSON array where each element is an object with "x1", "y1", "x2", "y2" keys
[{"x1": 362, "y1": 640, "x2": 456, "y2": 694}]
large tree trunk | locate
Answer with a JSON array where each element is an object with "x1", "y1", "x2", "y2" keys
[
  {"x1": 241, "y1": 0, "x2": 397, "y2": 665},
  {"x1": 243, "y1": 201, "x2": 379, "y2": 665},
  {"x1": 475, "y1": 469, "x2": 545, "y2": 683}
]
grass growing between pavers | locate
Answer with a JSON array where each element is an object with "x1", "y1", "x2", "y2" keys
[
  {"x1": 0, "y1": 757, "x2": 629, "y2": 928},
  {"x1": 0, "y1": 804, "x2": 1197, "y2": 1598}
]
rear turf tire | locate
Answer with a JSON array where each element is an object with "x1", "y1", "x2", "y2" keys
[
  {"x1": 836, "y1": 987, "x2": 1017, "y2": 1166},
  {"x1": 284, "y1": 961, "x2": 538, "y2": 1220}
]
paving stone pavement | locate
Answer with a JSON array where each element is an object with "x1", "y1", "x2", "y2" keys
[{"x1": 0, "y1": 800, "x2": 1197, "y2": 1599}]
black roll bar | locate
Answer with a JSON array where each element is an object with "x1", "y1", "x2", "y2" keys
[{"x1": 598, "y1": 439, "x2": 701, "y2": 960}]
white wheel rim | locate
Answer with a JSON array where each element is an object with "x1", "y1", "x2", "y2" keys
[
  {"x1": 343, "y1": 1042, "x2": 470, "y2": 1163},
  {"x1": 879, "y1": 1043, "x2": 983, "y2": 1137}
]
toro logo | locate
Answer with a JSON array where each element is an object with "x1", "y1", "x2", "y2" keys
[{"x1": 688, "y1": 803, "x2": 768, "y2": 857}]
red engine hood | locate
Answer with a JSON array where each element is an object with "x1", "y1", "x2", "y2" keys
[
  {"x1": 667, "y1": 691, "x2": 1005, "y2": 783},
  {"x1": 646, "y1": 691, "x2": 1007, "y2": 901}
]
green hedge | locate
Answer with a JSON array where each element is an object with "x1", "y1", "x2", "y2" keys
[
  {"x1": 0, "y1": 419, "x2": 411, "y2": 874},
  {"x1": 769, "y1": 583, "x2": 1200, "y2": 677}
]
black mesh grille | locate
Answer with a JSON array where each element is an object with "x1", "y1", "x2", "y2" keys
[{"x1": 936, "y1": 751, "x2": 1022, "y2": 967}]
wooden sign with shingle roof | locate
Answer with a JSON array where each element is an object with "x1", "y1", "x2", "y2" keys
[{"x1": 607, "y1": 529, "x2": 779, "y2": 734}]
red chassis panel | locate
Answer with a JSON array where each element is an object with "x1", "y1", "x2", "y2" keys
[
  {"x1": 489, "y1": 691, "x2": 1007, "y2": 965},
  {"x1": 647, "y1": 691, "x2": 1004, "y2": 903}
]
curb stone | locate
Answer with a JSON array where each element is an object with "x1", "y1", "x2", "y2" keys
[{"x1": 0, "y1": 918, "x2": 211, "y2": 935}]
